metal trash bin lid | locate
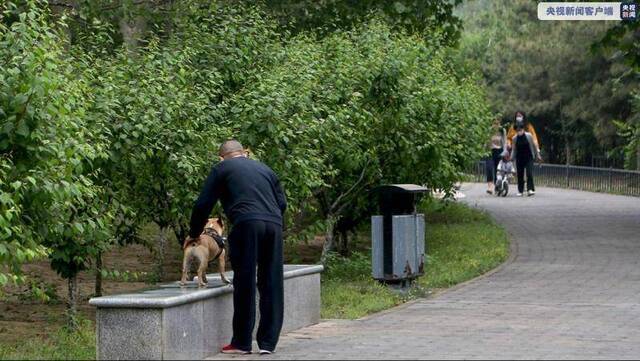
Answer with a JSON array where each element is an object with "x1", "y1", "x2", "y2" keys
[{"x1": 372, "y1": 184, "x2": 429, "y2": 194}]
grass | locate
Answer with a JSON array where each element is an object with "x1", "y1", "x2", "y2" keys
[
  {"x1": 320, "y1": 252, "x2": 405, "y2": 319},
  {"x1": 321, "y1": 279, "x2": 404, "y2": 319},
  {"x1": 0, "y1": 319, "x2": 95, "y2": 360},
  {"x1": 320, "y1": 198, "x2": 509, "y2": 319}
]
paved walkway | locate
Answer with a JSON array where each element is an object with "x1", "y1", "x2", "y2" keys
[{"x1": 212, "y1": 184, "x2": 640, "y2": 359}]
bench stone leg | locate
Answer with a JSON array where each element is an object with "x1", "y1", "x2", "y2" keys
[
  {"x1": 161, "y1": 302, "x2": 205, "y2": 360},
  {"x1": 283, "y1": 272, "x2": 321, "y2": 332},
  {"x1": 97, "y1": 308, "x2": 162, "y2": 360}
]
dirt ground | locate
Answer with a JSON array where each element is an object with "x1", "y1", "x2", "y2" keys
[{"x1": 0, "y1": 233, "x2": 324, "y2": 346}]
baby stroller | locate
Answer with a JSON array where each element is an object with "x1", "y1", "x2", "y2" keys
[{"x1": 495, "y1": 151, "x2": 515, "y2": 197}]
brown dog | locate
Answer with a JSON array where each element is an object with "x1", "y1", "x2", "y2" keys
[{"x1": 180, "y1": 217, "x2": 231, "y2": 287}]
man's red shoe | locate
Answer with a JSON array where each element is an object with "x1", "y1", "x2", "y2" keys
[{"x1": 221, "y1": 344, "x2": 251, "y2": 354}]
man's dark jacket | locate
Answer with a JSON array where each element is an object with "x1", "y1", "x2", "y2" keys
[{"x1": 188, "y1": 156, "x2": 287, "y2": 238}]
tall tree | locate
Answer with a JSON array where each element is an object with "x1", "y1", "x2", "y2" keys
[
  {"x1": 457, "y1": 0, "x2": 637, "y2": 167},
  {"x1": 595, "y1": 20, "x2": 640, "y2": 169},
  {"x1": 1, "y1": 1, "x2": 114, "y2": 328}
]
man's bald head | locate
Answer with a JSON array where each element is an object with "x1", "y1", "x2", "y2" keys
[{"x1": 219, "y1": 140, "x2": 245, "y2": 159}]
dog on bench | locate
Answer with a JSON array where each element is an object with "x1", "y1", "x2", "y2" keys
[{"x1": 181, "y1": 217, "x2": 231, "y2": 287}]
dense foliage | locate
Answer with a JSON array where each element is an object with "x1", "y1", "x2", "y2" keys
[
  {"x1": 223, "y1": 20, "x2": 490, "y2": 255},
  {"x1": 262, "y1": 0, "x2": 464, "y2": 44},
  {"x1": 595, "y1": 19, "x2": 640, "y2": 169},
  {"x1": 1, "y1": 0, "x2": 491, "y2": 325}
]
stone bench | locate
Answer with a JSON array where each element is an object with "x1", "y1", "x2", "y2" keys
[{"x1": 89, "y1": 264, "x2": 323, "y2": 360}]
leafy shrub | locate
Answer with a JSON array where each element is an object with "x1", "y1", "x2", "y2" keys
[
  {"x1": 0, "y1": 1, "x2": 112, "y2": 292},
  {"x1": 323, "y1": 251, "x2": 372, "y2": 281},
  {"x1": 17, "y1": 279, "x2": 58, "y2": 303}
]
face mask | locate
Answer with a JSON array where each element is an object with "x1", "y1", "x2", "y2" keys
[{"x1": 516, "y1": 116, "x2": 524, "y2": 122}]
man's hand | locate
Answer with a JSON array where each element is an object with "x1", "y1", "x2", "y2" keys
[{"x1": 183, "y1": 236, "x2": 200, "y2": 250}]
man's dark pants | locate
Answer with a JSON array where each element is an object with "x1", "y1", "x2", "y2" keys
[
  {"x1": 229, "y1": 220, "x2": 284, "y2": 352},
  {"x1": 516, "y1": 158, "x2": 535, "y2": 193}
]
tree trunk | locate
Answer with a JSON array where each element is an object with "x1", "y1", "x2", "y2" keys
[
  {"x1": 636, "y1": 143, "x2": 640, "y2": 171},
  {"x1": 67, "y1": 275, "x2": 79, "y2": 331},
  {"x1": 95, "y1": 251, "x2": 103, "y2": 297},
  {"x1": 119, "y1": 16, "x2": 147, "y2": 53},
  {"x1": 174, "y1": 224, "x2": 187, "y2": 248},
  {"x1": 337, "y1": 230, "x2": 350, "y2": 257},
  {"x1": 155, "y1": 227, "x2": 169, "y2": 282},
  {"x1": 320, "y1": 217, "x2": 336, "y2": 264}
]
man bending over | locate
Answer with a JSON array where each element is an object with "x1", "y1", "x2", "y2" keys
[{"x1": 187, "y1": 140, "x2": 287, "y2": 355}]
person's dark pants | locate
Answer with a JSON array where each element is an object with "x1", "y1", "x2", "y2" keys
[
  {"x1": 229, "y1": 220, "x2": 284, "y2": 352},
  {"x1": 485, "y1": 149, "x2": 502, "y2": 183},
  {"x1": 491, "y1": 148, "x2": 502, "y2": 183},
  {"x1": 516, "y1": 158, "x2": 535, "y2": 193}
]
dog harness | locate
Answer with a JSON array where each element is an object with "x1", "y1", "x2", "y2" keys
[{"x1": 204, "y1": 227, "x2": 226, "y2": 261}]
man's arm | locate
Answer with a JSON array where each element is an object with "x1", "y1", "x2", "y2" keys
[{"x1": 188, "y1": 166, "x2": 220, "y2": 239}]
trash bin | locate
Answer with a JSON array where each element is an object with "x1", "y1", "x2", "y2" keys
[{"x1": 371, "y1": 184, "x2": 427, "y2": 284}]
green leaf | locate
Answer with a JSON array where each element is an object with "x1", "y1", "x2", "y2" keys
[
  {"x1": 16, "y1": 120, "x2": 30, "y2": 137},
  {"x1": 394, "y1": 1, "x2": 408, "y2": 13},
  {"x1": 0, "y1": 193, "x2": 12, "y2": 205},
  {"x1": 73, "y1": 223, "x2": 84, "y2": 233}
]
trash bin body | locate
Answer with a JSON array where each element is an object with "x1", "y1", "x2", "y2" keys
[
  {"x1": 371, "y1": 184, "x2": 428, "y2": 283},
  {"x1": 372, "y1": 214, "x2": 425, "y2": 280}
]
